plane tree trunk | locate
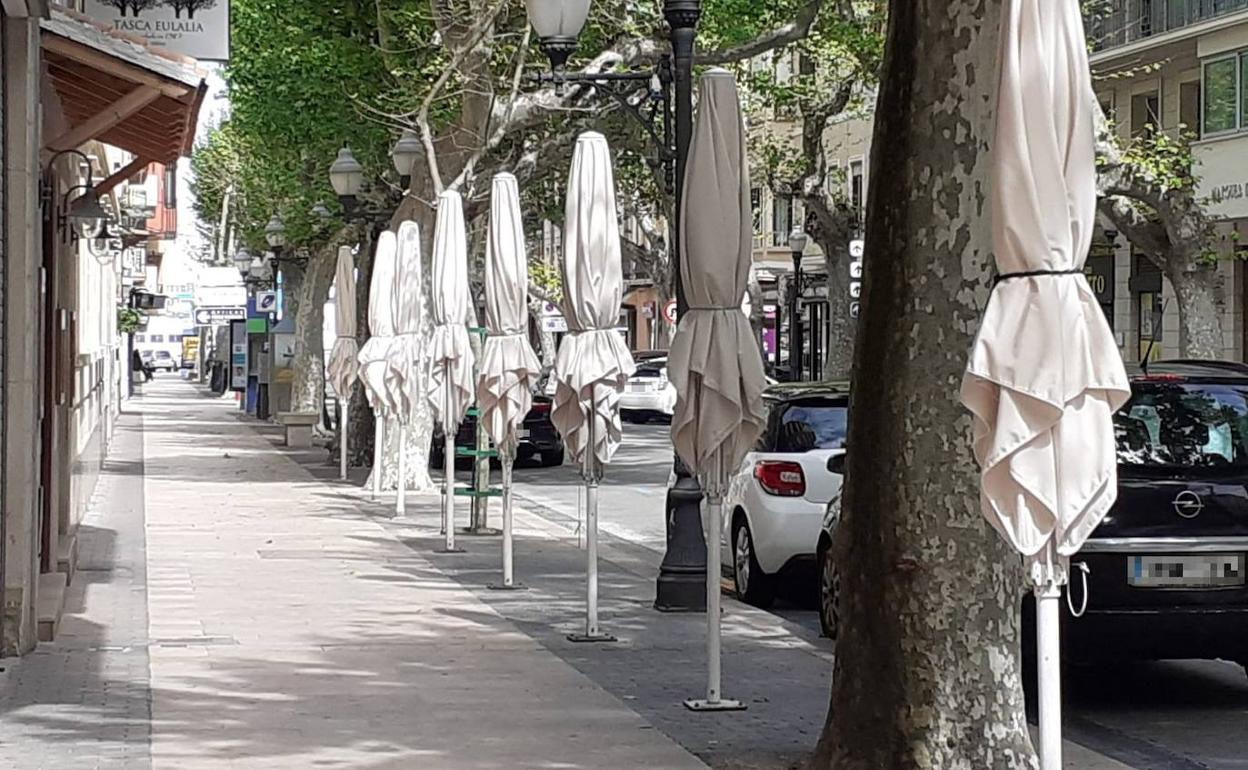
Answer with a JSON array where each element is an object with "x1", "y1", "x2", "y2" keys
[{"x1": 812, "y1": 2, "x2": 1037, "y2": 768}]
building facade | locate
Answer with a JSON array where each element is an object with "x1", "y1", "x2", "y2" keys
[
  {"x1": 1, "y1": 3, "x2": 205, "y2": 656},
  {"x1": 1091, "y1": 0, "x2": 1248, "y2": 362}
]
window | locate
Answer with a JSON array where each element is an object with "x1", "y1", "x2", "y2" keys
[
  {"x1": 1131, "y1": 91, "x2": 1160, "y2": 136},
  {"x1": 751, "y1": 188, "x2": 763, "y2": 235},
  {"x1": 1116, "y1": 383, "x2": 1248, "y2": 469},
  {"x1": 779, "y1": 401, "x2": 849, "y2": 452},
  {"x1": 849, "y1": 159, "x2": 865, "y2": 215},
  {"x1": 1180, "y1": 81, "x2": 1202, "y2": 138},
  {"x1": 170, "y1": 335, "x2": 183, "y2": 343},
  {"x1": 135, "y1": 334, "x2": 146, "y2": 343},
  {"x1": 150, "y1": 335, "x2": 164, "y2": 343},
  {"x1": 772, "y1": 194, "x2": 793, "y2": 247},
  {"x1": 1202, "y1": 53, "x2": 1244, "y2": 135}
]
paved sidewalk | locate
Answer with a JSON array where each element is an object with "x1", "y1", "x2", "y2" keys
[
  {"x1": 0, "y1": 378, "x2": 1136, "y2": 769},
  {"x1": 1, "y1": 381, "x2": 708, "y2": 769}
]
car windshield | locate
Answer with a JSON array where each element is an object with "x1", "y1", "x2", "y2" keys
[
  {"x1": 1116, "y1": 382, "x2": 1248, "y2": 468},
  {"x1": 155, "y1": 352, "x2": 172, "y2": 359},
  {"x1": 634, "y1": 362, "x2": 666, "y2": 379},
  {"x1": 778, "y1": 402, "x2": 848, "y2": 452}
]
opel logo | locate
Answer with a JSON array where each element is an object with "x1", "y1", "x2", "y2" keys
[{"x1": 1173, "y1": 491, "x2": 1205, "y2": 519}]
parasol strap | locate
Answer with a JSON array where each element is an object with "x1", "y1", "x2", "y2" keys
[{"x1": 993, "y1": 268, "x2": 1083, "y2": 287}]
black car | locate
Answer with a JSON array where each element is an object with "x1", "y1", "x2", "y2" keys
[
  {"x1": 1055, "y1": 360, "x2": 1248, "y2": 669},
  {"x1": 431, "y1": 395, "x2": 565, "y2": 468},
  {"x1": 819, "y1": 360, "x2": 1248, "y2": 671}
]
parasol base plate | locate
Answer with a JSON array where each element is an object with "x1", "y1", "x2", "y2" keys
[
  {"x1": 433, "y1": 546, "x2": 466, "y2": 554},
  {"x1": 487, "y1": 582, "x2": 528, "y2": 591},
  {"x1": 684, "y1": 698, "x2": 747, "y2": 712},
  {"x1": 566, "y1": 632, "x2": 616, "y2": 644},
  {"x1": 458, "y1": 527, "x2": 502, "y2": 537}
]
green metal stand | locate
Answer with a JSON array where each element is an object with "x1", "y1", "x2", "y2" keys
[{"x1": 458, "y1": 326, "x2": 502, "y2": 536}]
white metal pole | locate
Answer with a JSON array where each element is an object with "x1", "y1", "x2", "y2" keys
[
  {"x1": 586, "y1": 477, "x2": 600, "y2": 636},
  {"x1": 503, "y1": 454, "x2": 515, "y2": 586},
  {"x1": 684, "y1": 454, "x2": 744, "y2": 712},
  {"x1": 339, "y1": 401, "x2": 348, "y2": 481},
  {"x1": 1037, "y1": 544, "x2": 1063, "y2": 770},
  {"x1": 442, "y1": 381, "x2": 459, "y2": 552},
  {"x1": 372, "y1": 417, "x2": 385, "y2": 499},
  {"x1": 707, "y1": 494, "x2": 723, "y2": 703},
  {"x1": 396, "y1": 424, "x2": 407, "y2": 516}
]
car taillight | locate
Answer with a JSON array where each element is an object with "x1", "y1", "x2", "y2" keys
[
  {"x1": 754, "y1": 461, "x2": 806, "y2": 497},
  {"x1": 530, "y1": 402, "x2": 551, "y2": 415}
]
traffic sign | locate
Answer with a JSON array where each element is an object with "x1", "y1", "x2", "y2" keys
[
  {"x1": 849, "y1": 239, "x2": 864, "y2": 317},
  {"x1": 662, "y1": 299, "x2": 678, "y2": 324},
  {"x1": 850, "y1": 302, "x2": 861, "y2": 319},
  {"x1": 195, "y1": 306, "x2": 246, "y2": 325},
  {"x1": 849, "y1": 239, "x2": 865, "y2": 258},
  {"x1": 256, "y1": 291, "x2": 278, "y2": 314}
]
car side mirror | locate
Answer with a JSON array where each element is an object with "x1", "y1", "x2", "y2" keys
[{"x1": 827, "y1": 452, "x2": 847, "y2": 476}]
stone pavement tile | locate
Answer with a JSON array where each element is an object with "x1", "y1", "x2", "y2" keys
[
  {"x1": 137, "y1": 380, "x2": 709, "y2": 770},
  {"x1": 0, "y1": 410, "x2": 152, "y2": 770}
]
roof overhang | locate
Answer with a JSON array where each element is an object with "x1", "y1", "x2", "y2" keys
[{"x1": 39, "y1": 7, "x2": 206, "y2": 168}]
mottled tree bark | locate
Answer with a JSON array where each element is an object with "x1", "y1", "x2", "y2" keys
[
  {"x1": 288, "y1": 245, "x2": 337, "y2": 419},
  {"x1": 813, "y1": 1, "x2": 1037, "y2": 768}
]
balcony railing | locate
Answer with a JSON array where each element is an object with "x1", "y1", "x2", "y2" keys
[{"x1": 1090, "y1": 0, "x2": 1248, "y2": 52}]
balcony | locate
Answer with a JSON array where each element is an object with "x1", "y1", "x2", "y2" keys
[{"x1": 1090, "y1": 0, "x2": 1248, "y2": 53}]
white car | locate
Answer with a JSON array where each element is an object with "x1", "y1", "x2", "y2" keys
[
  {"x1": 620, "y1": 357, "x2": 677, "y2": 421},
  {"x1": 720, "y1": 383, "x2": 849, "y2": 607}
]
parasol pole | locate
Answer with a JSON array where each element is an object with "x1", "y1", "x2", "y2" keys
[
  {"x1": 436, "y1": 369, "x2": 464, "y2": 554},
  {"x1": 686, "y1": 451, "x2": 745, "y2": 711},
  {"x1": 339, "y1": 400, "x2": 348, "y2": 481},
  {"x1": 489, "y1": 439, "x2": 525, "y2": 590},
  {"x1": 1036, "y1": 540, "x2": 1064, "y2": 770},
  {"x1": 568, "y1": 402, "x2": 614, "y2": 643},
  {"x1": 396, "y1": 423, "x2": 407, "y2": 516},
  {"x1": 371, "y1": 415, "x2": 385, "y2": 499}
]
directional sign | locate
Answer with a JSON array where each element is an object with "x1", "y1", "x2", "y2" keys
[
  {"x1": 195, "y1": 307, "x2": 247, "y2": 325},
  {"x1": 256, "y1": 291, "x2": 278, "y2": 314},
  {"x1": 849, "y1": 239, "x2": 864, "y2": 319},
  {"x1": 662, "y1": 299, "x2": 678, "y2": 324}
]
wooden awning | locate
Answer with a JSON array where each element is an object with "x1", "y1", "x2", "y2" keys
[{"x1": 40, "y1": 7, "x2": 206, "y2": 168}]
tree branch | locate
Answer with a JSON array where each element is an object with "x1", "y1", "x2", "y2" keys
[{"x1": 699, "y1": 0, "x2": 826, "y2": 65}]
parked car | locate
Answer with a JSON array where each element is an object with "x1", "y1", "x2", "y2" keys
[
  {"x1": 721, "y1": 382, "x2": 848, "y2": 608},
  {"x1": 819, "y1": 360, "x2": 1248, "y2": 667},
  {"x1": 431, "y1": 395, "x2": 565, "y2": 468},
  {"x1": 620, "y1": 358, "x2": 677, "y2": 422},
  {"x1": 150, "y1": 350, "x2": 179, "y2": 372}
]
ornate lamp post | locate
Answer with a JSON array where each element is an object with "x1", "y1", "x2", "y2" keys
[
  {"x1": 788, "y1": 227, "x2": 808, "y2": 382},
  {"x1": 390, "y1": 128, "x2": 423, "y2": 190},
  {"x1": 524, "y1": 0, "x2": 706, "y2": 612}
]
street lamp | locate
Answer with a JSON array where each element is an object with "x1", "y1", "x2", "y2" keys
[
  {"x1": 788, "y1": 227, "x2": 808, "y2": 382},
  {"x1": 329, "y1": 146, "x2": 365, "y2": 213},
  {"x1": 310, "y1": 201, "x2": 333, "y2": 222},
  {"x1": 525, "y1": 0, "x2": 591, "y2": 73},
  {"x1": 523, "y1": 0, "x2": 705, "y2": 612},
  {"x1": 264, "y1": 214, "x2": 287, "y2": 252},
  {"x1": 390, "y1": 128, "x2": 423, "y2": 189}
]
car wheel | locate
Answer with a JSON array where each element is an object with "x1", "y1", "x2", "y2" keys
[
  {"x1": 539, "y1": 446, "x2": 565, "y2": 467},
  {"x1": 732, "y1": 516, "x2": 775, "y2": 608},
  {"x1": 818, "y1": 543, "x2": 839, "y2": 641}
]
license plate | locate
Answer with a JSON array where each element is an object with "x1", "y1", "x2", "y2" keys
[
  {"x1": 1129, "y1": 554, "x2": 1245, "y2": 588},
  {"x1": 517, "y1": 428, "x2": 530, "y2": 439},
  {"x1": 628, "y1": 382, "x2": 651, "y2": 393}
]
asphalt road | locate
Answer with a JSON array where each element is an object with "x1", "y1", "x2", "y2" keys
[{"x1": 511, "y1": 420, "x2": 1248, "y2": 770}]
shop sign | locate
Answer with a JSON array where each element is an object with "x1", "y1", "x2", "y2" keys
[{"x1": 83, "y1": 0, "x2": 231, "y2": 61}]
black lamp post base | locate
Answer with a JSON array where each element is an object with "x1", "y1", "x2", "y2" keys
[
  {"x1": 655, "y1": 470, "x2": 708, "y2": 612},
  {"x1": 655, "y1": 571, "x2": 706, "y2": 613}
]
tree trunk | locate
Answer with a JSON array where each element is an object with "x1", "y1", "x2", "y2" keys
[
  {"x1": 348, "y1": 229, "x2": 378, "y2": 468},
  {"x1": 1165, "y1": 257, "x2": 1223, "y2": 360},
  {"x1": 812, "y1": 229, "x2": 855, "y2": 382},
  {"x1": 288, "y1": 246, "x2": 336, "y2": 419},
  {"x1": 813, "y1": 1, "x2": 1037, "y2": 768}
]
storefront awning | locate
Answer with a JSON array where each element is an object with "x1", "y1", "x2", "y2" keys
[{"x1": 40, "y1": 8, "x2": 206, "y2": 180}]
